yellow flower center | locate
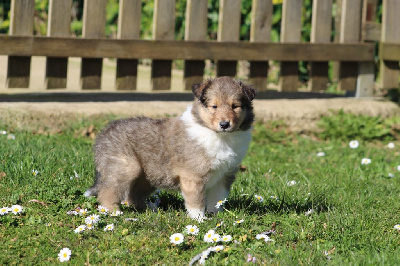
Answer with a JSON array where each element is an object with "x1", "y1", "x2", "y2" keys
[
  {"x1": 175, "y1": 237, "x2": 180, "y2": 241},
  {"x1": 63, "y1": 253, "x2": 67, "y2": 258}
]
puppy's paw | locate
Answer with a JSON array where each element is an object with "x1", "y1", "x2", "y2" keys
[{"x1": 187, "y1": 208, "x2": 207, "y2": 222}]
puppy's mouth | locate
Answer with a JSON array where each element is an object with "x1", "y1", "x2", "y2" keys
[{"x1": 217, "y1": 121, "x2": 234, "y2": 132}]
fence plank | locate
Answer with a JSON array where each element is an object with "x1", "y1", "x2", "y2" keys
[
  {"x1": 183, "y1": 0, "x2": 207, "y2": 90},
  {"x1": 45, "y1": 0, "x2": 72, "y2": 89},
  {"x1": 80, "y1": 0, "x2": 107, "y2": 90},
  {"x1": 249, "y1": 0, "x2": 272, "y2": 91},
  {"x1": 6, "y1": 0, "x2": 34, "y2": 88},
  {"x1": 116, "y1": 0, "x2": 141, "y2": 90},
  {"x1": 151, "y1": 0, "x2": 175, "y2": 90},
  {"x1": 217, "y1": 0, "x2": 241, "y2": 77},
  {"x1": 308, "y1": 0, "x2": 332, "y2": 92},
  {"x1": 338, "y1": 0, "x2": 362, "y2": 92},
  {"x1": 278, "y1": 0, "x2": 303, "y2": 92},
  {"x1": 380, "y1": 0, "x2": 400, "y2": 90},
  {"x1": 0, "y1": 36, "x2": 376, "y2": 62}
]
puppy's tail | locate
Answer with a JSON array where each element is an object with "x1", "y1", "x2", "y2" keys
[{"x1": 84, "y1": 170, "x2": 100, "y2": 197}]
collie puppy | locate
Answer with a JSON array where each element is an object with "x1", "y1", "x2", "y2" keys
[{"x1": 84, "y1": 77, "x2": 256, "y2": 221}]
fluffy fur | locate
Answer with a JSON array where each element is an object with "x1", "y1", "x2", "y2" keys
[{"x1": 84, "y1": 76, "x2": 256, "y2": 221}]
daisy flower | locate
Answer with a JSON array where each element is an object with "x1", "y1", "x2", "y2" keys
[
  {"x1": 305, "y1": 209, "x2": 314, "y2": 216},
  {"x1": 247, "y1": 253, "x2": 257, "y2": 263},
  {"x1": 254, "y1": 194, "x2": 264, "y2": 202},
  {"x1": 215, "y1": 221, "x2": 223, "y2": 228},
  {"x1": 316, "y1": 152, "x2": 325, "y2": 157},
  {"x1": 32, "y1": 169, "x2": 39, "y2": 176},
  {"x1": 104, "y1": 223, "x2": 114, "y2": 231},
  {"x1": 221, "y1": 235, "x2": 232, "y2": 242},
  {"x1": 199, "y1": 252, "x2": 209, "y2": 264},
  {"x1": 86, "y1": 223, "x2": 94, "y2": 230},
  {"x1": 85, "y1": 214, "x2": 100, "y2": 225},
  {"x1": 256, "y1": 234, "x2": 274, "y2": 242},
  {"x1": 211, "y1": 233, "x2": 221, "y2": 243},
  {"x1": 0, "y1": 206, "x2": 10, "y2": 215},
  {"x1": 121, "y1": 200, "x2": 130, "y2": 206},
  {"x1": 349, "y1": 140, "x2": 359, "y2": 149},
  {"x1": 11, "y1": 205, "x2": 23, "y2": 215},
  {"x1": 215, "y1": 198, "x2": 227, "y2": 209},
  {"x1": 97, "y1": 205, "x2": 109, "y2": 215},
  {"x1": 397, "y1": 165, "x2": 400, "y2": 172},
  {"x1": 79, "y1": 209, "x2": 89, "y2": 216},
  {"x1": 388, "y1": 142, "x2": 395, "y2": 149},
  {"x1": 170, "y1": 233, "x2": 184, "y2": 245},
  {"x1": 186, "y1": 225, "x2": 199, "y2": 235},
  {"x1": 270, "y1": 195, "x2": 279, "y2": 200},
  {"x1": 7, "y1": 134, "x2": 15, "y2": 140},
  {"x1": 0, "y1": 130, "x2": 6, "y2": 135},
  {"x1": 287, "y1": 180, "x2": 297, "y2": 186},
  {"x1": 233, "y1": 219, "x2": 244, "y2": 225},
  {"x1": 74, "y1": 225, "x2": 86, "y2": 234},
  {"x1": 361, "y1": 158, "x2": 371, "y2": 165},
  {"x1": 388, "y1": 173, "x2": 395, "y2": 178},
  {"x1": 203, "y1": 230, "x2": 216, "y2": 243},
  {"x1": 394, "y1": 224, "x2": 400, "y2": 230},
  {"x1": 110, "y1": 210, "x2": 123, "y2": 217},
  {"x1": 67, "y1": 210, "x2": 79, "y2": 216},
  {"x1": 211, "y1": 245, "x2": 224, "y2": 252},
  {"x1": 58, "y1": 247, "x2": 72, "y2": 262}
]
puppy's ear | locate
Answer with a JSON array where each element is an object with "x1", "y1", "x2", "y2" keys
[
  {"x1": 238, "y1": 81, "x2": 257, "y2": 101},
  {"x1": 192, "y1": 79, "x2": 212, "y2": 103}
]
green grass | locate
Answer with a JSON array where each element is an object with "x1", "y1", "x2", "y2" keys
[{"x1": 1, "y1": 115, "x2": 400, "y2": 265}]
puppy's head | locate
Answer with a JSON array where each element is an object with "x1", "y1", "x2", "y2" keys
[{"x1": 191, "y1": 77, "x2": 256, "y2": 132}]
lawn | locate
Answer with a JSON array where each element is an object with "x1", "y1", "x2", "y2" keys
[{"x1": 1, "y1": 112, "x2": 400, "y2": 264}]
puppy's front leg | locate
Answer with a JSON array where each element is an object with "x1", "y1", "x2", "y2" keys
[{"x1": 180, "y1": 176, "x2": 206, "y2": 221}]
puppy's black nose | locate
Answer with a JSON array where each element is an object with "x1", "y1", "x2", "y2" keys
[{"x1": 219, "y1": 121, "x2": 230, "y2": 130}]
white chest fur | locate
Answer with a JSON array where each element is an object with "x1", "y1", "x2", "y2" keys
[{"x1": 180, "y1": 106, "x2": 252, "y2": 187}]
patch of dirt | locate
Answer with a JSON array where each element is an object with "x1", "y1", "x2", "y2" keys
[{"x1": 0, "y1": 98, "x2": 398, "y2": 133}]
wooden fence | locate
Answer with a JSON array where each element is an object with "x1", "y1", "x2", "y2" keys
[{"x1": 0, "y1": 0, "x2": 399, "y2": 97}]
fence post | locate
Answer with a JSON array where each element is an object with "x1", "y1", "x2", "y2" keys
[
  {"x1": 116, "y1": 0, "x2": 141, "y2": 90},
  {"x1": 356, "y1": 0, "x2": 377, "y2": 97},
  {"x1": 45, "y1": 0, "x2": 72, "y2": 89},
  {"x1": 183, "y1": 0, "x2": 208, "y2": 90},
  {"x1": 80, "y1": 0, "x2": 107, "y2": 90},
  {"x1": 249, "y1": 0, "x2": 273, "y2": 91},
  {"x1": 338, "y1": 0, "x2": 362, "y2": 92},
  {"x1": 308, "y1": 0, "x2": 332, "y2": 92},
  {"x1": 216, "y1": 0, "x2": 241, "y2": 77},
  {"x1": 380, "y1": 0, "x2": 400, "y2": 91},
  {"x1": 151, "y1": 0, "x2": 175, "y2": 90},
  {"x1": 6, "y1": 0, "x2": 34, "y2": 88},
  {"x1": 278, "y1": 0, "x2": 303, "y2": 92}
]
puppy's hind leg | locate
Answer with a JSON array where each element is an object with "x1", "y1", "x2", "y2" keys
[{"x1": 128, "y1": 174, "x2": 155, "y2": 211}]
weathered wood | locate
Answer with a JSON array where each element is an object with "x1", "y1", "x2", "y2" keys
[
  {"x1": 45, "y1": 0, "x2": 72, "y2": 89},
  {"x1": 308, "y1": 0, "x2": 332, "y2": 92},
  {"x1": 380, "y1": 43, "x2": 400, "y2": 61},
  {"x1": 362, "y1": 0, "x2": 380, "y2": 41},
  {"x1": 6, "y1": 0, "x2": 34, "y2": 88},
  {"x1": 249, "y1": 0, "x2": 272, "y2": 91},
  {"x1": 279, "y1": 0, "x2": 303, "y2": 92},
  {"x1": 151, "y1": 0, "x2": 175, "y2": 90},
  {"x1": 217, "y1": 0, "x2": 241, "y2": 77},
  {"x1": 0, "y1": 36, "x2": 376, "y2": 62},
  {"x1": 81, "y1": 0, "x2": 107, "y2": 90},
  {"x1": 338, "y1": 0, "x2": 362, "y2": 92},
  {"x1": 331, "y1": 0, "x2": 342, "y2": 83},
  {"x1": 183, "y1": 0, "x2": 207, "y2": 90},
  {"x1": 380, "y1": 0, "x2": 400, "y2": 90},
  {"x1": 116, "y1": 0, "x2": 141, "y2": 90}
]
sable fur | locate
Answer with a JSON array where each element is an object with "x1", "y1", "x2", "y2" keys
[{"x1": 85, "y1": 76, "x2": 256, "y2": 220}]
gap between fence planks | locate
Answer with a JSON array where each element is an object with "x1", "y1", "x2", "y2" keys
[{"x1": 6, "y1": 0, "x2": 34, "y2": 88}]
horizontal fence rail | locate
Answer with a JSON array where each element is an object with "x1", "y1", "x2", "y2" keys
[{"x1": 0, "y1": 36, "x2": 375, "y2": 62}]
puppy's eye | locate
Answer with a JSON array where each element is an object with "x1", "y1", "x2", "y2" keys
[
  {"x1": 232, "y1": 104, "x2": 241, "y2": 109},
  {"x1": 211, "y1": 105, "x2": 218, "y2": 109}
]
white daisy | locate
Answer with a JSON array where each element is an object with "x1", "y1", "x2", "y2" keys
[
  {"x1": 233, "y1": 219, "x2": 244, "y2": 225},
  {"x1": 32, "y1": 169, "x2": 39, "y2": 176},
  {"x1": 7, "y1": 134, "x2": 15, "y2": 140},
  {"x1": 316, "y1": 152, "x2": 325, "y2": 157},
  {"x1": 74, "y1": 225, "x2": 86, "y2": 233},
  {"x1": 203, "y1": 230, "x2": 216, "y2": 243},
  {"x1": 85, "y1": 214, "x2": 100, "y2": 225},
  {"x1": 11, "y1": 205, "x2": 23, "y2": 215},
  {"x1": 0, "y1": 206, "x2": 10, "y2": 215},
  {"x1": 78, "y1": 209, "x2": 89, "y2": 216},
  {"x1": 388, "y1": 173, "x2": 395, "y2": 178},
  {"x1": 170, "y1": 233, "x2": 184, "y2": 245},
  {"x1": 254, "y1": 194, "x2": 264, "y2": 202},
  {"x1": 256, "y1": 234, "x2": 274, "y2": 242},
  {"x1": 221, "y1": 235, "x2": 232, "y2": 242},
  {"x1": 305, "y1": 209, "x2": 314, "y2": 216},
  {"x1": 86, "y1": 223, "x2": 94, "y2": 230},
  {"x1": 270, "y1": 195, "x2": 279, "y2": 200},
  {"x1": 397, "y1": 165, "x2": 400, "y2": 172},
  {"x1": 394, "y1": 224, "x2": 400, "y2": 230},
  {"x1": 349, "y1": 140, "x2": 359, "y2": 149},
  {"x1": 388, "y1": 142, "x2": 395, "y2": 149},
  {"x1": 211, "y1": 245, "x2": 224, "y2": 252},
  {"x1": 58, "y1": 247, "x2": 72, "y2": 262},
  {"x1": 287, "y1": 180, "x2": 297, "y2": 186},
  {"x1": 110, "y1": 210, "x2": 123, "y2": 217},
  {"x1": 104, "y1": 223, "x2": 114, "y2": 231},
  {"x1": 211, "y1": 233, "x2": 221, "y2": 243},
  {"x1": 215, "y1": 221, "x2": 224, "y2": 228},
  {"x1": 0, "y1": 130, "x2": 6, "y2": 135},
  {"x1": 361, "y1": 158, "x2": 371, "y2": 165},
  {"x1": 199, "y1": 252, "x2": 208, "y2": 264},
  {"x1": 97, "y1": 205, "x2": 109, "y2": 215},
  {"x1": 186, "y1": 225, "x2": 199, "y2": 235},
  {"x1": 215, "y1": 198, "x2": 227, "y2": 209}
]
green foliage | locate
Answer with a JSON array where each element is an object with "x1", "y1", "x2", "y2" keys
[{"x1": 318, "y1": 110, "x2": 395, "y2": 141}]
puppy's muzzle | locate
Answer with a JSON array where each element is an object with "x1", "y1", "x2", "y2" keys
[{"x1": 219, "y1": 121, "x2": 230, "y2": 130}]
